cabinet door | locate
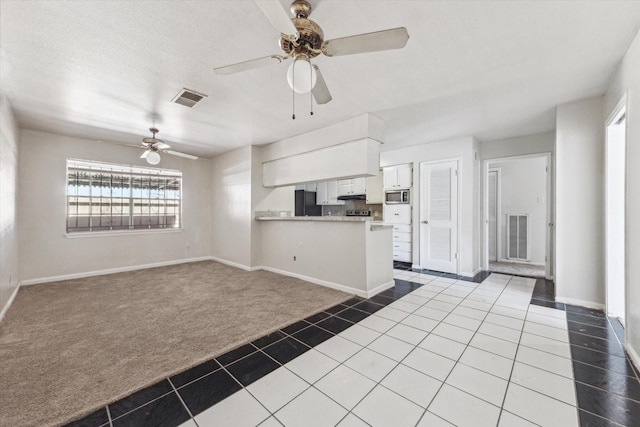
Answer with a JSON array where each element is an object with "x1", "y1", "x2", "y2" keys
[
  {"x1": 326, "y1": 180, "x2": 345, "y2": 205},
  {"x1": 383, "y1": 167, "x2": 397, "y2": 189},
  {"x1": 317, "y1": 181, "x2": 344, "y2": 205},
  {"x1": 353, "y1": 177, "x2": 366, "y2": 194},
  {"x1": 397, "y1": 165, "x2": 412, "y2": 188},
  {"x1": 316, "y1": 182, "x2": 328, "y2": 205},
  {"x1": 384, "y1": 204, "x2": 411, "y2": 224},
  {"x1": 337, "y1": 179, "x2": 353, "y2": 196}
]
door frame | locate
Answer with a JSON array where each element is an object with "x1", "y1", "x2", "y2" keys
[
  {"x1": 417, "y1": 158, "x2": 461, "y2": 275},
  {"x1": 482, "y1": 152, "x2": 553, "y2": 279},
  {"x1": 487, "y1": 168, "x2": 502, "y2": 262},
  {"x1": 604, "y1": 93, "x2": 628, "y2": 331}
]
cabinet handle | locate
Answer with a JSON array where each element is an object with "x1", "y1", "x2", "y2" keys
[
  {"x1": 394, "y1": 213, "x2": 399, "y2": 216},
  {"x1": 422, "y1": 220, "x2": 428, "y2": 224}
]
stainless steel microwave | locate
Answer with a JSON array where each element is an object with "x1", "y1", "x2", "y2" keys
[{"x1": 385, "y1": 189, "x2": 410, "y2": 204}]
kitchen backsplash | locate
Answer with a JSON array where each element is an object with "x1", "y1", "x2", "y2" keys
[{"x1": 322, "y1": 200, "x2": 383, "y2": 221}]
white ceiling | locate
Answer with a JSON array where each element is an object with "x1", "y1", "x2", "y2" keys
[{"x1": 2, "y1": 1, "x2": 640, "y2": 157}]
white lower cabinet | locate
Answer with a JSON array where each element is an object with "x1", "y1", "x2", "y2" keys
[
  {"x1": 384, "y1": 204, "x2": 411, "y2": 224},
  {"x1": 386, "y1": 209, "x2": 412, "y2": 263}
]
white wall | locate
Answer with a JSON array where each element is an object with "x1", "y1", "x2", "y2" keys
[
  {"x1": 555, "y1": 96, "x2": 604, "y2": 307},
  {"x1": 605, "y1": 27, "x2": 640, "y2": 365},
  {"x1": 259, "y1": 220, "x2": 393, "y2": 297},
  {"x1": 480, "y1": 131, "x2": 555, "y2": 160},
  {"x1": 381, "y1": 137, "x2": 479, "y2": 276},
  {"x1": 18, "y1": 130, "x2": 212, "y2": 282},
  {"x1": 210, "y1": 146, "x2": 253, "y2": 269},
  {"x1": 0, "y1": 94, "x2": 20, "y2": 316},
  {"x1": 489, "y1": 157, "x2": 547, "y2": 264}
]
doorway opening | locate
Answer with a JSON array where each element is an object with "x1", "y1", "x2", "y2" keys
[
  {"x1": 483, "y1": 153, "x2": 551, "y2": 278},
  {"x1": 605, "y1": 98, "x2": 626, "y2": 326}
]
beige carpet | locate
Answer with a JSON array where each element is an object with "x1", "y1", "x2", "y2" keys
[{"x1": 0, "y1": 261, "x2": 352, "y2": 427}]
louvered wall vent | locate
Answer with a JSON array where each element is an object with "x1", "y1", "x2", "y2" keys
[
  {"x1": 507, "y1": 214, "x2": 529, "y2": 261},
  {"x1": 171, "y1": 88, "x2": 207, "y2": 108}
]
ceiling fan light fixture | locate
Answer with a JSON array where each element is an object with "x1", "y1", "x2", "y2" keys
[
  {"x1": 145, "y1": 150, "x2": 161, "y2": 165},
  {"x1": 287, "y1": 57, "x2": 317, "y2": 94}
]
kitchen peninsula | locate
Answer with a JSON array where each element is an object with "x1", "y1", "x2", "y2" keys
[{"x1": 256, "y1": 212, "x2": 394, "y2": 298}]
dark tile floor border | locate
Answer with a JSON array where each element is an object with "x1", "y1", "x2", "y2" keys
[
  {"x1": 529, "y1": 278, "x2": 640, "y2": 426},
  {"x1": 64, "y1": 273, "x2": 640, "y2": 427}
]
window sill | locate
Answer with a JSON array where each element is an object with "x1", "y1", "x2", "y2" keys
[{"x1": 65, "y1": 228, "x2": 184, "y2": 238}]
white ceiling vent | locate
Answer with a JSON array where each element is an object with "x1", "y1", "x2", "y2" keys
[{"x1": 171, "y1": 88, "x2": 207, "y2": 108}]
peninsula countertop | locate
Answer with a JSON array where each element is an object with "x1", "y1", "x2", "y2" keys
[{"x1": 254, "y1": 212, "x2": 391, "y2": 230}]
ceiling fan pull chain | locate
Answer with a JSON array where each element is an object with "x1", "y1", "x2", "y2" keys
[
  {"x1": 292, "y1": 58, "x2": 296, "y2": 119},
  {"x1": 309, "y1": 59, "x2": 314, "y2": 116}
]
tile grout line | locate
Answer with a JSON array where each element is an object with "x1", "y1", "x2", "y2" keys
[
  {"x1": 606, "y1": 316, "x2": 640, "y2": 384},
  {"x1": 407, "y1": 275, "x2": 519, "y2": 425},
  {"x1": 167, "y1": 377, "x2": 198, "y2": 426},
  {"x1": 270, "y1": 271, "x2": 464, "y2": 424},
  {"x1": 106, "y1": 386, "x2": 176, "y2": 423},
  {"x1": 496, "y1": 282, "x2": 549, "y2": 427},
  {"x1": 105, "y1": 405, "x2": 113, "y2": 427}
]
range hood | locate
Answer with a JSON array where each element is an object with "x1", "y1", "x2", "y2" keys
[{"x1": 337, "y1": 194, "x2": 366, "y2": 201}]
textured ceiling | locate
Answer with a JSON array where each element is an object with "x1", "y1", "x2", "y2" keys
[{"x1": 1, "y1": 1, "x2": 640, "y2": 157}]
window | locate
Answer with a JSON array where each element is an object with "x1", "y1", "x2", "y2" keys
[{"x1": 66, "y1": 159, "x2": 182, "y2": 233}]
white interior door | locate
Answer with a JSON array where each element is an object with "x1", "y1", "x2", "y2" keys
[
  {"x1": 420, "y1": 160, "x2": 458, "y2": 273},
  {"x1": 488, "y1": 170, "x2": 498, "y2": 261}
]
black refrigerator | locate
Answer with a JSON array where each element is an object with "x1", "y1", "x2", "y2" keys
[{"x1": 294, "y1": 190, "x2": 322, "y2": 216}]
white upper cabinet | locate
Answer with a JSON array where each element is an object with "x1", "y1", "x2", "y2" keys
[
  {"x1": 317, "y1": 180, "x2": 345, "y2": 205},
  {"x1": 353, "y1": 177, "x2": 366, "y2": 194},
  {"x1": 337, "y1": 177, "x2": 366, "y2": 196},
  {"x1": 384, "y1": 164, "x2": 412, "y2": 189}
]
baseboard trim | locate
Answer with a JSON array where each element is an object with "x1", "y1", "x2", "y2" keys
[
  {"x1": 626, "y1": 344, "x2": 640, "y2": 373},
  {"x1": 555, "y1": 296, "x2": 605, "y2": 311},
  {"x1": 208, "y1": 256, "x2": 259, "y2": 272},
  {"x1": 460, "y1": 268, "x2": 481, "y2": 278},
  {"x1": 258, "y1": 266, "x2": 370, "y2": 298},
  {"x1": 20, "y1": 256, "x2": 213, "y2": 286},
  {"x1": 0, "y1": 282, "x2": 21, "y2": 322},
  {"x1": 365, "y1": 280, "x2": 395, "y2": 298}
]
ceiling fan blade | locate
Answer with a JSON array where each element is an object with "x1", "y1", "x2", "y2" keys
[
  {"x1": 255, "y1": 0, "x2": 299, "y2": 41},
  {"x1": 153, "y1": 142, "x2": 171, "y2": 150},
  {"x1": 214, "y1": 55, "x2": 287, "y2": 75},
  {"x1": 140, "y1": 150, "x2": 150, "y2": 159},
  {"x1": 311, "y1": 65, "x2": 332, "y2": 105},
  {"x1": 322, "y1": 27, "x2": 409, "y2": 57},
  {"x1": 164, "y1": 150, "x2": 198, "y2": 160}
]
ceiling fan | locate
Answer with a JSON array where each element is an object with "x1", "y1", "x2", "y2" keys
[
  {"x1": 139, "y1": 128, "x2": 198, "y2": 165},
  {"x1": 214, "y1": 0, "x2": 409, "y2": 112}
]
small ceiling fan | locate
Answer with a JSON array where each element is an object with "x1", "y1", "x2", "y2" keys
[
  {"x1": 139, "y1": 128, "x2": 198, "y2": 165},
  {"x1": 214, "y1": 0, "x2": 409, "y2": 110}
]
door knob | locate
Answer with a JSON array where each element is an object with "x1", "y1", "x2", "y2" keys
[{"x1": 422, "y1": 220, "x2": 428, "y2": 224}]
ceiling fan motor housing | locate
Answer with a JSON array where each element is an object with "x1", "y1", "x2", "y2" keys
[
  {"x1": 280, "y1": 18, "x2": 324, "y2": 58},
  {"x1": 280, "y1": 1, "x2": 324, "y2": 59}
]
